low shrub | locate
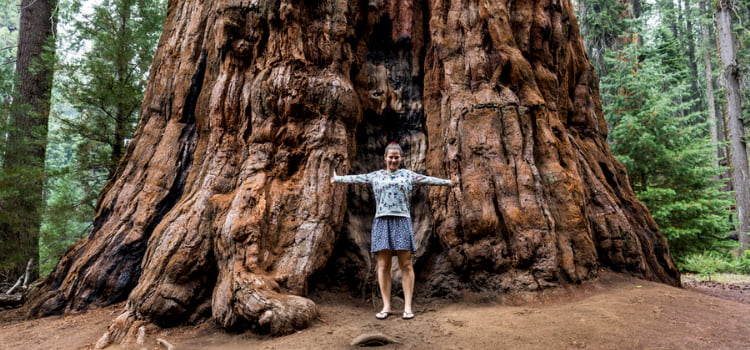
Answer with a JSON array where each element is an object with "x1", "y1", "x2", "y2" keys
[{"x1": 679, "y1": 250, "x2": 750, "y2": 277}]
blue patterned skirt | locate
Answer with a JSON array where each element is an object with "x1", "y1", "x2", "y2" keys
[{"x1": 371, "y1": 216, "x2": 415, "y2": 253}]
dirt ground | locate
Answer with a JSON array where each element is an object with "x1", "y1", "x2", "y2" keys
[{"x1": 1, "y1": 271, "x2": 749, "y2": 350}]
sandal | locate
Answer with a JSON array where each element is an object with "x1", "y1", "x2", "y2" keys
[
  {"x1": 402, "y1": 311, "x2": 415, "y2": 320},
  {"x1": 375, "y1": 311, "x2": 391, "y2": 320}
]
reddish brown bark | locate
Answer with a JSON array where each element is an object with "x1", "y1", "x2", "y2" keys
[
  {"x1": 422, "y1": 0, "x2": 676, "y2": 291},
  {"x1": 25, "y1": 0, "x2": 679, "y2": 341}
]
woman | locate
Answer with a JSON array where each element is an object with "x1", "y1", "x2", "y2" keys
[{"x1": 332, "y1": 142, "x2": 454, "y2": 320}]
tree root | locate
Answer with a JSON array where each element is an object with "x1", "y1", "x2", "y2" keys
[
  {"x1": 93, "y1": 273, "x2": 318, "y2": 348},
  {"x1": 94, "y1": 312, "x2": 177, "y2": 349},
  {"x1": 94, "y1": 308, "x2": 145, "y2": 349},
  {"x1": 222, "y1": 275, "x2": 319, "y2": 335}
]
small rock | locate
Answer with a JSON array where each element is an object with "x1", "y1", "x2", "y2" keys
[{"x1": 350, "y1": 332, "x2": 400, "y2": 347}]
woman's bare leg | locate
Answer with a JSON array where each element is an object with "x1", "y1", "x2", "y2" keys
[
  {"x1": 396, "y1": 250, "x2": 414, "y2": 315},
  {"x1": 376, "y1": 250, "x2": 393, "y2": 314}
]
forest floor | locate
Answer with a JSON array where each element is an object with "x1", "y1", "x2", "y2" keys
[{"x1": 1, "y1": 271, "x2": 749, "y2": 350}]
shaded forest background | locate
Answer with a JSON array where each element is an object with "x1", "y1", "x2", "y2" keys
[{"x1": 0, "y1": 0, "x2": 749, "y2": 285}]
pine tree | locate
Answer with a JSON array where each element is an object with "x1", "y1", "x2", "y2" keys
[
  {"x1": 39, "y1": 0, "x2": 164, "y2": 274},
  {"x1": 0, "y1": 0, "x2": 56, "y2": 280},
  {"x1": 697, "y1": 0, "x2": 722, "y2": 169},
  {"x1": 577, "y1": 0, "x2": 738, "y2": 262},
  {"x1": 602, "y1": 40, "x2": 734, "y2": 260},
  {"x1": 0, "y1": 0, "x2": 17, "y2": 106},
  {"x1": 0, "y1": 0, "x2": 19, "y2": 162},
  {"x1": 58, "y1": 0, "x2": 164, "y2": 180},
  {"x1": 577, "y1": 0, "x2": 637, "y2": 75}
]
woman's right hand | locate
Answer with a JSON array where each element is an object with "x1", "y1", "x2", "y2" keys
[{"x1": 331, "y1": 169, "x2": 337, "y2": 183}]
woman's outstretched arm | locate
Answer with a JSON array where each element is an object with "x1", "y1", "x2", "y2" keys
[
  {"x1": 409, "y1": 170, "x2": 453, "y2": 186},
  {"x1": 331, "y1": 170, "x2": 373, "y2": 184}
]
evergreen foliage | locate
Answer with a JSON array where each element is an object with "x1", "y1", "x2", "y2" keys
[
  {"x1": 58, "y1": 0, "x2": 163, "y2": 178},
  {"x1": 576, "y1": 0, "x2": 741, "y2": 264},
  {"x1": 38, "y1": 0, "x2": 164, "y2": 275},
  {"x1": 577, "y1": 0, "x2": 636, "y2": 74},
  {"x1": 0, "y1": 0, "x2": 17, "y2": 107},
  {"x1": 0, "y1": 0, "x2": 19, "y2": 169},
  {"x1": 0, "y1": 0, "x2": 56, "y2": 279},
  {"x1": 601, "y1": 37, "x2": 734, "y2": 260},
  {"x1": 0, "y1": 0, "x2": 18, "y2": 276}
]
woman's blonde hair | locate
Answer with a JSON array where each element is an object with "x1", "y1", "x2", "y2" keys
[{"x1": 384, "y1": 142, "x2": 403, "y2": 156}]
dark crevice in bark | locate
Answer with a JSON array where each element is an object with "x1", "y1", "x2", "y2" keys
[
  {"x1": 180, "y1": 50, "x2": 207, "y2": 124},
  {"x1": 89, "y1": 204, "x2": 114, "y2": 239},
  {"x1": 144, "y1": 53, "x2": 205, "y2": 236},
  {"x1": 598, "y1": 161, "x2": 620, "y2": 196},
  {"x1": 102, "y1": 242, "x2": 146, "y2": 303},
  {"x1": 73, "y1": 249, "x2": 143, "y2": 308},
  {"x1": 35, "y1": 248, "x2": 102, "y2": 314},
  {"x1": 152, "y1": 294, "x2": 193, "y2": 327},
  {"x1": 47, "y1": 244, "x2": 80, "y2": 291}
]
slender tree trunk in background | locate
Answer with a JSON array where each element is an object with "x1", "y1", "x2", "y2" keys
[
  {"x1": 631, "y1": 0, "x2": 642, "y2": 18},
  {"x1": 617, "y1": 0, "x2": 640, "y2": 47},
  {"x1": 577, "y1": 1, "x2": 587, "y2": 21},
  {"x1": 713, "y1": 16, "x2": 731, "y2": 191},
  {"x1": 681, "y1": 0, "x2": 700, "y2": 113},
  {"x1": 716, "y1": 0, "x2": 749, "y2": 253},
  {"x1": 109, "y1": 1, "x2": 132, "y2": 176},
  {"x1": 25, "y1": 0, "x2": 680, "y2": 343},
  {"x1": 700, "y1": 1, "x2": 720, "y2": 169},
  {"x1": 662, "y1": 0, "x2": 689, "y2": 118},
  {"x1": 0, "y1": 0, "x2": 56, "y2": 280},
  {"x1": 110, "y1": 112, "x2": 127, "y2": 176},
  {"x1": 720, "y1": 102, "x2": 733, "y2": 192},
  {"x1": 577, "y1": 0, "x2": 603, "y2": 74}
]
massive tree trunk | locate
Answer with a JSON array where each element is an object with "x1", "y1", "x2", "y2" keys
[
  {"x1": 716, "y1": 0, "x2": 749, "y2": 253},
  {"x1": 0, "y1": 0, "x2": 56, "y2": 280},
  {"x1": 25, "y1": 0, "x2": 679, "y2": 342}
]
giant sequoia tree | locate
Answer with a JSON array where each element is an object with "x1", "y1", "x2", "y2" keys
[{"x1": 25, "y1": 0, "x2": 680, "y2": 342}]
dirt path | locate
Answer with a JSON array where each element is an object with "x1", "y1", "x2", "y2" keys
[{"x1": 2, "y1": 272, "x2": 749, "y2": 349}]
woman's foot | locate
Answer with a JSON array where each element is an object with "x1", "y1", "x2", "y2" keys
[
  {"x1": 375, "y1": 311, "x2": 391, "y2": 320},
  {"x1": 402, "y1": 311, "x2": 414, "y2": 320}
]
